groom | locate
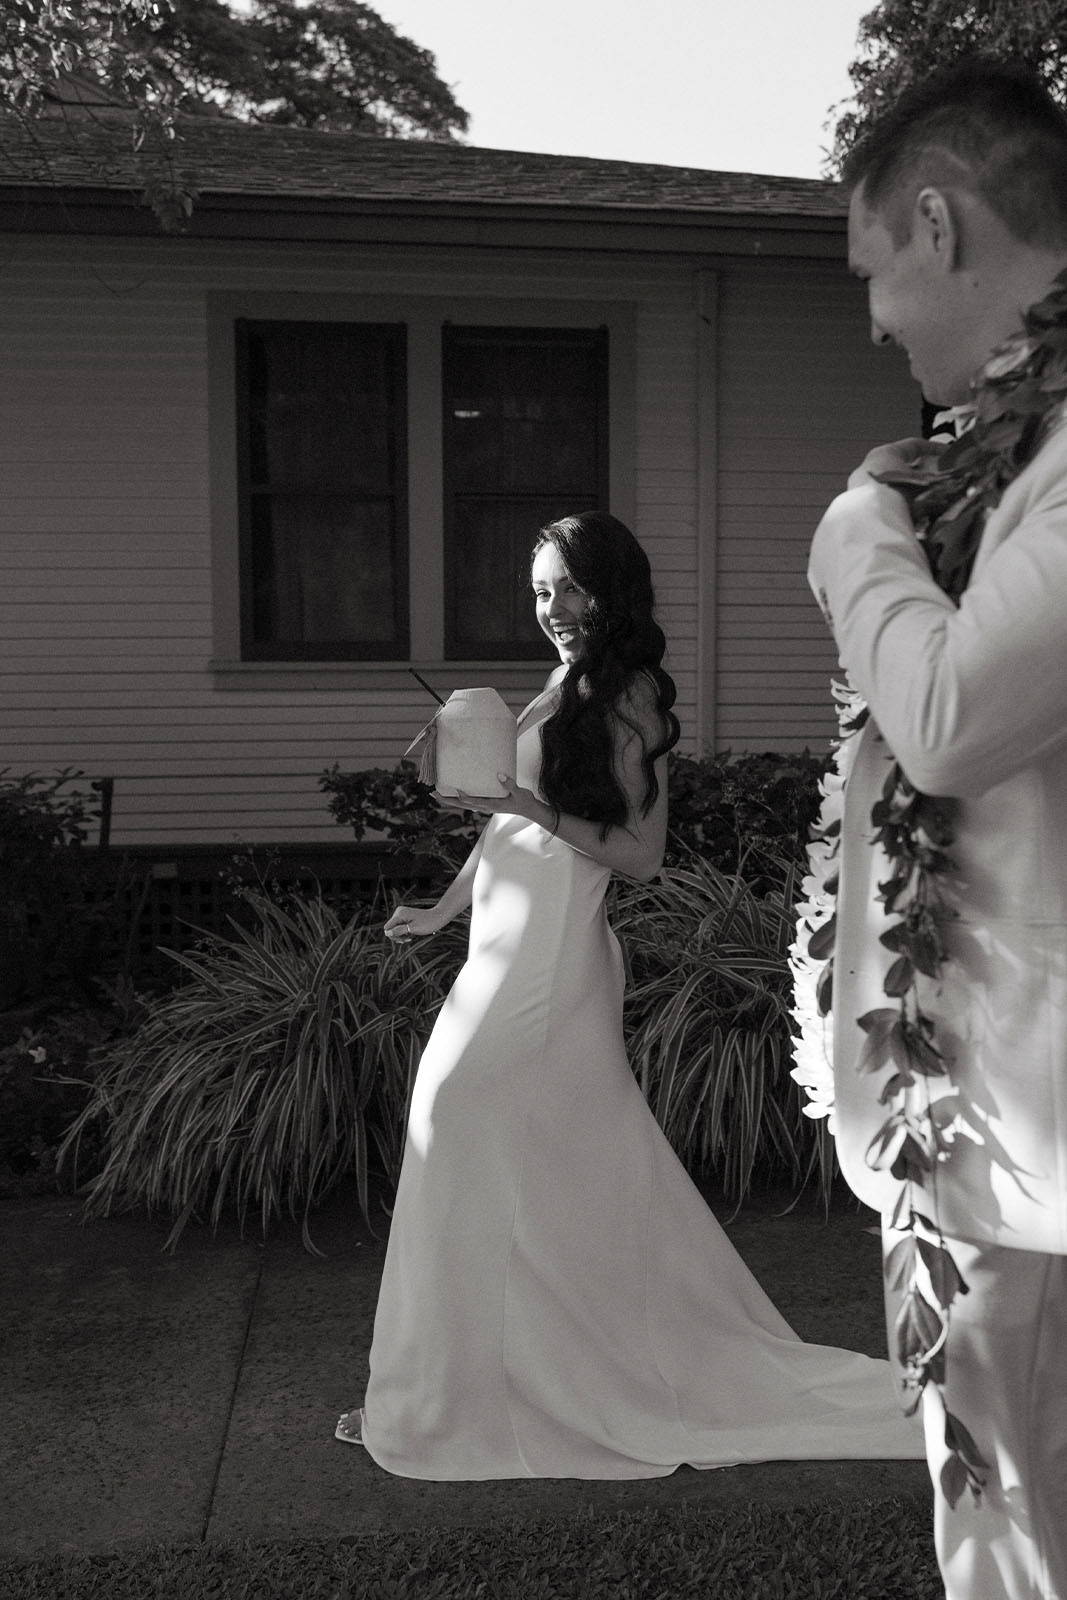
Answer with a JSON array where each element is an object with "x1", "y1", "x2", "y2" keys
[{"x1": 809, "y1": 58, "x2": 1067, "y2": 1600}]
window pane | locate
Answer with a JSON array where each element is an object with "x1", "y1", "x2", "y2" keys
[
  {"x1": 250, "y1": 495, "x2": 397, "y2": 645},
  {"x1": 446, "y1": 334, "x2": 601, "y2": 494},
  {"x1": 443, "y1": 326, "x2": 608, "y2": 659},
  {"x1": 246, "y1": 324, "x2": 399, "y2": 493},
  {"x1": 237, "y1": 320, "x2": 408, "y2": 660}
]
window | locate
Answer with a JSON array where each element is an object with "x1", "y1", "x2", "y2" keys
[
  {"x1": 235, "y1": 319, "x2": 408, "y2": 660},
  {"x1": 210, "y1": 294, "x2": 632, "y2": 683},
  {"x1": 442, "y1": 325, "x2": 609, "y2": 660}
]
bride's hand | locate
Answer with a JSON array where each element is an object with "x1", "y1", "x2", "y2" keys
[
  {"x1": 433, "y1": 774, "x2": 540, "y2": 821},
  {"x1": 383, "y1": 904, "x2": 446, "y2": 943}
]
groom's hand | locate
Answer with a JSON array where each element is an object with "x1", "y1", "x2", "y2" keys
[{"x1": 847, "y1": 436, "x2": 943, "y2": 492}]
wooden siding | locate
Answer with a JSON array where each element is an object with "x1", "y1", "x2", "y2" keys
[
  {"x1": 0, "y1": 238, "x2": 702, "y2": 845},
  {"x1": 714, "y1": 261, "x2": 917, "y2": 753},
  {"x1": 0, "y1": 236, "x2": 921, "y2": 844}
]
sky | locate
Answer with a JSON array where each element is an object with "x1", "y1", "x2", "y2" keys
[{"x1": 371, "y1": 0, "x2": 876, "y2": 179}]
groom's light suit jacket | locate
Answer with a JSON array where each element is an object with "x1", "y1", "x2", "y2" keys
[{"x1": 808, "y1": 418, "x2": 1067, "y2": 1254}]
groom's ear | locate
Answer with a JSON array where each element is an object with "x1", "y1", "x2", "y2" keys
[{"x1": 913, "y1": 185, "x2": 962, "y2": 273}]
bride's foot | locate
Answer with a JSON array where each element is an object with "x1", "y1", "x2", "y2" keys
[{"x1": 335, "y1": 1407, "x2": 365, "y2": 1445}]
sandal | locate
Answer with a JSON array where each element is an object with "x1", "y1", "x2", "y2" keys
[{"x1": 334, "y1": 1407, "x2": 366, "y2": 1445}]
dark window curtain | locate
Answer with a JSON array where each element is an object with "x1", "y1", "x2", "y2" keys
[
  {"x1": 236, "y1": 320, "x2": 409, "y2": 660},
  {"x1": 442, "y1": 326, "x2": 609, "y2": 660}
]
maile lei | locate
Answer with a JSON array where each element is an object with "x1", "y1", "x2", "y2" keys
[{"x1": 789, "y1": 266, "x2": 1067, "y2": 1510}]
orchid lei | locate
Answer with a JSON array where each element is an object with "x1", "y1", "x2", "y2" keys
[{"x1": 790, "y1": 265, "x2": 1067, "y2": 1509}]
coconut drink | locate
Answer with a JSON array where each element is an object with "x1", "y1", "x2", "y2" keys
[{"x1": 405, "y1": 686, "x2": 517, "y2": 797}]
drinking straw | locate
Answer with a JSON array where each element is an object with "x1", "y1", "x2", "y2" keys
[{"x1": 408, "y1": 666, "x2": 447, "y2": 706}]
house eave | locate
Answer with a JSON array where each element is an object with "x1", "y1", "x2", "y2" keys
[{"x1": 0, "y1": 184, "x2": 848, "y2": 257}]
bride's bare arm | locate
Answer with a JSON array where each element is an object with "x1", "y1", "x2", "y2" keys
[{"x1": 383, "y1": 826, "x2": 489, "y2": 940}]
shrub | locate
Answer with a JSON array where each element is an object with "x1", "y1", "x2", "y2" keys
[
  {"x1": 320, "y1": 760, "x2": 480, "y2": 871},
  {"x1": 0, "y1": 768, "x2": 125, "y2": 1007},
  {"x1": 664, "y1": 750, "x2": 827, "y2": 878},
  {"x1": 0, "y1": 981, "x2": 146, "y2": 1196},
  {"x1": 320, "y1": 750, "x2": 827, "y2": 890}
]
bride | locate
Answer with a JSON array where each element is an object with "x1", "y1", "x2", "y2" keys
[{"x1": 336, "y1": 510, "x2": 923, "y2": 1479}]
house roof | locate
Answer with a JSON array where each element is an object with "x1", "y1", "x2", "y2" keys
[{"x1": 0, "y1": 111, "x2": 846, "y2": 219}]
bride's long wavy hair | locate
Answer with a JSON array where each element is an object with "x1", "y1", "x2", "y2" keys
[{"x1": 532, "y1": 511, "x2": 680, "y2": 836}]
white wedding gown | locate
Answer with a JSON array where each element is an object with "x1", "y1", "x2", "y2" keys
[{"x1": 357, "y1": 687, "x2": 924, "y2": 1479}]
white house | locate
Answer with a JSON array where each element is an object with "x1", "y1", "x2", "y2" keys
[{"x1": 0, "y1": 113, "x2": 918, "y2": 851}]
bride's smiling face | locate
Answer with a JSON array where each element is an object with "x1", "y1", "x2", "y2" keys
[{"x1": 531, "y1": 542, "x2": 590, "y2": 664}]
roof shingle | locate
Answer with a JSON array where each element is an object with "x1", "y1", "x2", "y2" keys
[{"x1": 0, "y1": 113, "x2": 846, "y2": 219}]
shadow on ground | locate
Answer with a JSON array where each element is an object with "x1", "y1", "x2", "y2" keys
[{"x1": 0, "y1": 1179, "x2": 930, "y2": 1560}]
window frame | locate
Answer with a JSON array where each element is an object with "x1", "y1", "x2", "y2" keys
[{"x1": 207, "y1": 292, "x2": 635, "y2": 690}]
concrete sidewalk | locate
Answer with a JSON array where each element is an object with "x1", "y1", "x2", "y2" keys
[{"x1": 0, "y1": 1184, "x2": 930, "y2": 1563}]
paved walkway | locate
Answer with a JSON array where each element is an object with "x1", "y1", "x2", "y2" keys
[{"x1": 0, "y1": 1184, "x2": 929, "y2": 1563}]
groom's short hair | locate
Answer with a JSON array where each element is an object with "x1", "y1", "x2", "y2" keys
[{"x1": 843, "y1": 57, "x2": 1067, "y2": 250}]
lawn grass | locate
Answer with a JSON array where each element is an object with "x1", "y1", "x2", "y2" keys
[{"x1": 0, "y1": 1493, "x2": 939, "y2": 1600}]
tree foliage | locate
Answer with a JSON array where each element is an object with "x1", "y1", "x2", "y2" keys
[
  {"x1": 1, "y1": 2, "x2": 179, "y2": 137},
  {"x1": 826, "y1": 0, "x2": 1067, "y2": 173},
  {"x1": 126, "y1": 0, "x2": 469, "y2": 138},
  {"x1": 0, "y1": 0, "x2": 468, "y2": 228}
]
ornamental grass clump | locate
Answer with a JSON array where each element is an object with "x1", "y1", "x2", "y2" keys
[
  {"x1": 612, "y1": 851, "x2": 835, "y2": 1207},
  {"x1": 57, "y1": 891, "x2": 465, "y2": 1251}
]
